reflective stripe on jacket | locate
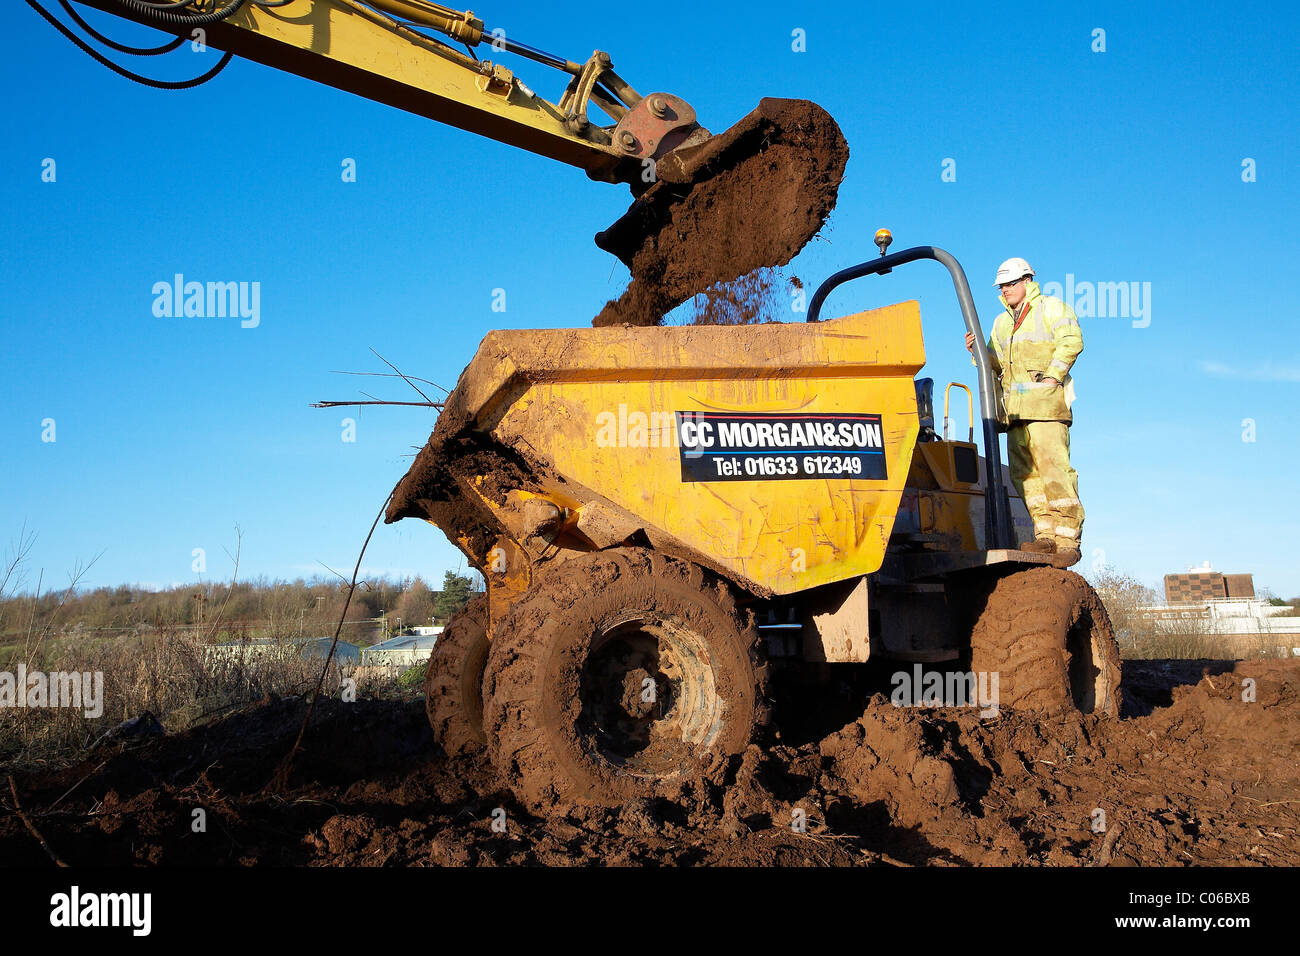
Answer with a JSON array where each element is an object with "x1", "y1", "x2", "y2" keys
[{"x1": 987, "y1": 280, "x2": 1082, "y2": 423}]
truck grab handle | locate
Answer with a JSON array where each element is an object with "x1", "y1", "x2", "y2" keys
[{"x1": 805, "y1": 245, "x2": 1015, "y2": 550}]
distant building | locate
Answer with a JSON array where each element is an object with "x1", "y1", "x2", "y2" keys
[
  {"x1": 1138, "y1": 599, "x2": 1298, "y2": 637},
  {"x1": 1164, "y1": 563, "x2": 1257, "y2": 604},
  {"x1": 295, "y1": 637, "x2": 361, "y2": 663},
  {"x1": 203, "y1": 636, "x2": 361, "y2": 666},
  {"x1": 411, "y1": 625, "x2": 444, "y2": 637},
  {"x1": 1143, "y1": 563, "x2": 1298, "y2": 643},
  {"x1": 361, "y1": 634, "x2": 439, "y2": 668}
]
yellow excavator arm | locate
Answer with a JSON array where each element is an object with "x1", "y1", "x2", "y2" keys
[
  {"x1": 40, "y1": 1, "x2": 848, "y2": 319},
  {"x1": 69, "y1": 0, "x2": 706, "y2": 186}
]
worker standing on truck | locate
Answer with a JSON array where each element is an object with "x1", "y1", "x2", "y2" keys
[{"x1": 965, "y1": 257, "x2": 1084, "y2": 564}]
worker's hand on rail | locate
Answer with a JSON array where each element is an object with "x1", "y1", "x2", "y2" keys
[{"x1": 964, "y1": 331, "x2": 976, "y2": 353}]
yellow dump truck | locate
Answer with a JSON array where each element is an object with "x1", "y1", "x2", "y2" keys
[
  {"x1": 38, "y1": 5, "x2": 1118, "y2": 807},
  {"x1": 387, "y1": 240, "x2": 1121, "y2": 808}
]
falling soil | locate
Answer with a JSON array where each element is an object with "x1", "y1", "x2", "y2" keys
[
  {"x1": 5, "y1": 659, "x2": 1298, "y2": 866},
  {"x1": 593, "y1": 98, "x2": 848, "y2": 328},
  {"x1": 678, "y1": 266, "x2": 799, "y2": 326}
]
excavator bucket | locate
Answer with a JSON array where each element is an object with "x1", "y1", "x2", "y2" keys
[{"x1": 593, "y1": 98, "x2": 849, "y2": 326}]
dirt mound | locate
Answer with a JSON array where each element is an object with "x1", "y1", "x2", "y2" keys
[
  {"x1": 3, "y1": 659, "x2": 1297, "y2": 866},
  {"x1": 593, "y1": 98, "x2": 847, "y2": 327}
]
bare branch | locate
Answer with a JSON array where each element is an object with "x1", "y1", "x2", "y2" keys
[
  {"x1": 8, "y1": 776, "x2": 67, "y2": 867},
  {"x1": 315, "y1": 561, "x2": 350, "y2": 586},
  {"x1": 204, "y1": 527, "x2": 242, "y2": 643},
  {"x1": 329, "y1": 370, "x2": 450, "y2": 395},
  {"x1": 369, "y1": 348, "x2": 434, "y2": 405},
  {"x1": 0, "y1": 523, "x2": 37, "y2": 600},
  {"x1": 271, "y1": 492, "x2": 394, "y2": 792},
  {"x1": 311, "y1": 400, "x2": 442, "y2": 409}
]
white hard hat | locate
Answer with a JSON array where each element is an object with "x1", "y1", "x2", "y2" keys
[{"x1": 993, "y1": 257, "x2": 1034, "y2": 287}]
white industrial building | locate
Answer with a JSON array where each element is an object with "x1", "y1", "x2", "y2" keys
[
  {"x1": 1137, "y1": 599, "x2": 1299, "y2": 637},
  {"x1": 1139, "y1": 564, "x2": 1299, "y2": 643},
  {"x1": 360, "y1": 633, "x2": 441, "y2": 667}
]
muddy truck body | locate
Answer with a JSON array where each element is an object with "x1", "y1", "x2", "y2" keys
[{"x1": 387, "y1": 243, "x2": 1122, "y2": 808}]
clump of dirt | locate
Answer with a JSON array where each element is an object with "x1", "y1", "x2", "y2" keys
[
  {"x1": 384, "y1": 364, "x2": 541, "y2": 551},
  {"x1": 4, "y1": 659, "x2": 1298, "y2": 866},
  {"x1": 676, "y1": 266, "x2": 800, "y2": 326},
  {"x1": 593, "y1": 98, "x2": 848, "y2": 327}
]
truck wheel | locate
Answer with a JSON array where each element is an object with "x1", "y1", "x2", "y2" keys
[
  {"x1": 482, "y1": 549, "x2": 767, "y2": 809},
  {"x1": 969, "y1": 567, "x2": 1122, "y2": 717},
  {"x1": 425, "y1": 595, "x2": 490, "y2": 756}
]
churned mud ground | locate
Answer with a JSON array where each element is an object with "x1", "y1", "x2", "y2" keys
[{"x1": 2, "y1": 659, "x2": 1296, "y2": 867}]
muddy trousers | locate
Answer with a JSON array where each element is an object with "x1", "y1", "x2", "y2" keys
[{"x1": 1007, "y1": 420, "x2": 1084, "y2": 551}]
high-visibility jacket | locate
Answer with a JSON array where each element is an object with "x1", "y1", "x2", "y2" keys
[{"x1": 986, "y1": 281, "x2": 1082, "y2": 424}]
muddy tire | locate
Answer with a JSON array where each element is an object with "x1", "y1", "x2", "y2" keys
[
  {"x1": 482, "y1": 548, "x2": 767, "y2": 809},
  {"x1": 969, "y1": 567, "x2": 1122, "y2": 717},
  {"x1": 425, "y1": 595, "x2": 490, "y2": 756}
]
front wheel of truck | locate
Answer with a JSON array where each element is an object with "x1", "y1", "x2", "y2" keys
[
  {"x1": 481, "y1": 548, "x2": 768, "y2": 810},
  {"x1": 425, "y1": 595, "x2": 490, "y2": 756}
]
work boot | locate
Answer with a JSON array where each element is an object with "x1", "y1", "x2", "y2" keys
[
  {"x1": 1055, "y1": 536, "x2": 1082, "y2": 567},
  {"x1": 1019, "y1": 537, "x2": 1057, "y2": 554}
]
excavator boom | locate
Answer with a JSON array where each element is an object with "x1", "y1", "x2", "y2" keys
[
  {"x1": 46, "y1": 0, "x2": 848, "y2": 322},
  {"x1": 67, "y1": 0, "x2": 709, "y2": 183}
]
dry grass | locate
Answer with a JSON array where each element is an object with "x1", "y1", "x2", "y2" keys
[
  {"x1": 0, "y1": 629, "x2": 418, "y2": 771},
  {"x1": 1121, "y1": 629, "x2": 1297, "y2": 661},
  {"x1": 0, "y1": 528, "x2": 427, "y2": 771},
  {"x1": 1090, "y1": 567, "x2": 1299, "y2": 661}
]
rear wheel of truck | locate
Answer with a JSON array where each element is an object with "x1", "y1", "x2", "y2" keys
[
  {"x1": 482, "y1": 548, "x2": 767, "y2": 809},
  {"x1": 969, "y1": 567, "x2": 1122, "y2": 717},
  {"x1": 425, "y1": 595, "x2": 490, "y2": 756}
]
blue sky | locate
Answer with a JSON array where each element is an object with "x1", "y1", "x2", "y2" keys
[{"x1": 2, "y1": 0, "x2": 1297, "y2": 599}]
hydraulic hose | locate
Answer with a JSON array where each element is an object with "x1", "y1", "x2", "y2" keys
[
  {"x1": 113, "y1": 0, "x2": 247, "y2": 27},
  {"x1": 58, "y1": 0, "x2": 185, "y2": 55},
  {"x1": 28, "y1": 0, "x2": 235, "y2": 89}
]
